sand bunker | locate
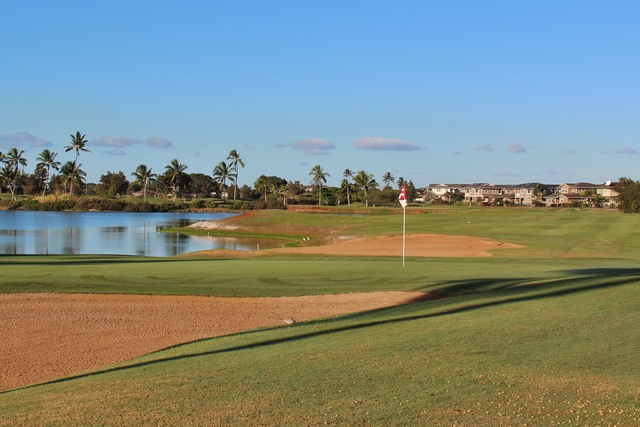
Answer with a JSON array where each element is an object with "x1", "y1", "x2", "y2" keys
[
  {"x1": 0, "y1": 291, "x2": 425, "y2": 391},
  {"x1": 270, "y1": 233, "x2": 523, "y2": 257}
]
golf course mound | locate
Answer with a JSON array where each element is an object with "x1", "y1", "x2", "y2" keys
[
  {"x1": 182, "y1": 233, "x2": 524, "y2": 258},
  {"x1": 271, "y1": 233, "x2": 524, "y2": 257},
  {"x1": 0, "y1": 291, "x2": 426, "y2": 391}
]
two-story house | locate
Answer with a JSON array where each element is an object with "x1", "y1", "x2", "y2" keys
[
  {"x1": 544, "y1": 182, "x2": 597, "y2": 206},
  {"x1": 594, "y1": 181, "x2": 619, "y2": 207},
  {"x1": 425, "y1": 184, "x2": 468, "y2": 202}
]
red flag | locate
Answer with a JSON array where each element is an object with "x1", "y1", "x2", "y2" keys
[{"x1": 398, "y1": 185, "x2": 407, "y2": 208}]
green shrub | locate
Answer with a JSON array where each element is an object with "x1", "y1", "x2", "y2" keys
[
  {"x1": 123, "y1": 202, "x2": 155, "y2": 212},
  {"x1": 190, "y1": 199, "x2": 207, "y2": 209}
]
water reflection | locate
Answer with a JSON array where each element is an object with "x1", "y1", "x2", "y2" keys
[
  {"x1": 100, "y1": 226, "x2": 126, "y2": 233},
  {"x1": 60, "y1": 227, "x2": 82, "y2": 255},
  {"x1": 0, "y1": 211, "x2": 282, "y2": 256}
]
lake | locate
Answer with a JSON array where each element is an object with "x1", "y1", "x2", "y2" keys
[{"x1": 0, "y1": 211, "x2": 281, "y2": 256}]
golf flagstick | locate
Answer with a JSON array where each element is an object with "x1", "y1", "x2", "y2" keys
[{"x1": 398, "y1": 185, "x2": 408, "y2": 266}]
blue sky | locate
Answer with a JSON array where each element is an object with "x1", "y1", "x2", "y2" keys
[{"x1": 1, "y1": 1, "x2": 639, "y2": 187}]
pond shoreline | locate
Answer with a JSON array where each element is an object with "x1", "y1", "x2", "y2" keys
[
  {"x1": 0, "y1": 211, "x2": 284, "y2": 256},
  {"x1": 0, "y1": 196, "x2": 247, "y2": 214}
]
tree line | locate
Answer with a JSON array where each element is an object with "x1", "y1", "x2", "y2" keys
[{"x1": 1, "y1": 131, "x2": 418, "y2": 209}]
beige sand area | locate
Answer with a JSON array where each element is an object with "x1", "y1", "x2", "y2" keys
[
  {"x1": 269, "y1": 233, "x2": 523, "y2": 257},
  {"x1": 0, "y1": 291, "x2": 427, "y2": 391}
]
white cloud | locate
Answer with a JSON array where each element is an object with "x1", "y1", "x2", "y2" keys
[
  {"x1": 353, "y1": 136, "x2": 424, "y2": 151},
  {"x1": 614, "y1": 147, "x2": 638, "y2": 155},
  {"x1": 86, "y1": 135, "x2": 175, "y2": 150},
  {"x1": 102, "y1": 148, "x2": 127, "y2": 156},
  {"x1": 277, "y1": 138, "x2": 336, "y2": 155},
  {"x1": 303, "y1": 149, "x2": 331, "y2": 156},
  {"x1": 472, "y1": 143, "x2": 493, "y2": 152},
  {"x1": 506, "y1": 142, "x2": 526, "y2": 153},
  {"x1": 146, "y1": 137, "x2": 173, "y2": 149},
  {"x1": 89, "y1": 136, "x2": 143, "y2": 147},
  {"x1": 0, "y1": 132, "x2": 52, "y2": 149}
]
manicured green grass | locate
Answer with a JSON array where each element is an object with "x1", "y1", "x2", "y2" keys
[
  {"x1": 198, "y1": 207, "x2": 640, "y2": 259},
  {"x1": 1, "y1": 265, "x2": 639, "y2": 426},
  {"x1": 2, "y1": 254, "x2": 637, "y2": 297},
  {"x1": 1, "y1": 207, "x2": 639, "y2": 425}
]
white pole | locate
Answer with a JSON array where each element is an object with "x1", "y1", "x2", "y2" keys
[{"x1": 402, "y1": 206, "x2": 406, "y2": 267}]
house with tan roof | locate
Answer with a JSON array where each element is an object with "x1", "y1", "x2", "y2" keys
[
  {"x1": 543, "y1": 182, "x2": 618, "y2": 207},
  {"x1": 425, "y1": 183, "x2": 468, "y2": 202}
]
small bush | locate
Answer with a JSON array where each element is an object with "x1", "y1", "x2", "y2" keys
[
  {"x1": 190, "y1": 199, "x2": 207, "y2": 209},
  {"x1": 123, "y1": 202, "x2": 155, "y2": 212}
]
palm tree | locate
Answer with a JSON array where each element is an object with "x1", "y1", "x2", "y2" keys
[
  {"x1": 397, "y1": 177, "x2": 406, "y2": 190},
  {"x1": 343, "y1": 169, "x2": 353, "y2": 206},
  {"x1": 5, "y1": 148, "x2": 27, "y2": 201},
  {"x1": 254, "y1": 174, "x2": 269, "y2": 202},
  {"x1": 1, "y1": 163, "x2": 18, "y2": 200},
  {"x1": 278, "y1": 183, "x2": 289, "y2": 206},
  {"x1": 64, "y1": 132, "x2": 91, "y2": 195},
  {"x1": 309, "y1": 165, "x2": 330, "y2": 206},
  {"x1": 6, "y1": 147, "x2": 27, "y2": 172},
  {"x1": 212, "y1": 161, "x2": 235, "y2": 202},
  {"x1": 131, "y1": 164, "x2": 158, "y2": 202},
  {"x1": 339, "y1": 179, "x2": 354, "y2": 207},
  {"x1": 382, "y1": 172, "x2": 395, "y2": 189},
  {"x1": 353, "y1": 170, "x2": 378, "y2": 207},
  {"x1": 165, "y1": 159, "x2": 188, "y2": 202},
  {"x1": 60, "y1": 161, "x2": 86, "y2": 194},
  {"x1": 36, "y1": 149, "x2": 61, "y2": 196},
  {"x1": 0, "y1": 151, "x2": 4, "y2": 194},
  {"x1": 227, "y1": 149, "x2": 245, "y2": 201}
]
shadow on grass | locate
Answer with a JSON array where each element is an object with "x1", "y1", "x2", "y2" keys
[
  {"x1": 5, "y1": 268, "x2": 639, "y2": 394},
  {"x1": 410, "y1": 267, "x2": 640, "y2": 299}
]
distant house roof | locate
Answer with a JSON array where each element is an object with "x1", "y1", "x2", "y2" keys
[
  {"x1": 559, "y1": 182, "x2": 596, "y2": 188},
  {"x1": 594, "y1": 181, "x2": 619, "y2": 188},
  {"x1": 426, "y1": 183, "x2": 468, "y2": 188},
  {"x1": 544, "y1": 192, "x2": 591, "y2": 200}
]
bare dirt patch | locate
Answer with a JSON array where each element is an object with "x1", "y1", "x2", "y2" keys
[
  {"x1": 0, "y1": 291, "x2": 425, "y2": 391},
  {"x1": 269, "y1": 233, "x2": 523, "y2": 258}
]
